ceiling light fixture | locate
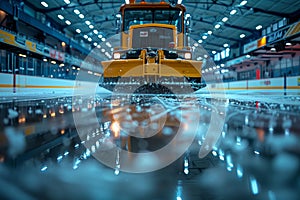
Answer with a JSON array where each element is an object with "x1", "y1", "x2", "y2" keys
[
  {"x1": 256, "y1": 25, "x2": 262, "y2": 30},
  {"x1": 240, "y1": 0, "x2": 247, "y2": 6},
  {"x1": 79, "y1": 14, "x2": 84, "y2": 19},
  {"x1": 240, "y1": 33, "x2": 246, "y2": 38},
  {"x1": 230, "y1": 9, "x2": 237, "y2": 15},
  {"x1": 89, "y1": 24, "x2": 94, "y2": 29},
  {"x1": 85, "y1": 20, "x2": 91, "y2": 25},
  {"x1": 57, "y1": 14, "x2": 64, "y2": 20},
  {"x1": 125, "y1": 0, "x2": 130, "y2": 4},
  {"x1": 177, "y1": 0, "x2": 183, "y2": 4},
  {"x1": 223, "y1": 43, "x2": 229, "y2": 48},
  {"x1": 106, "y1": 42, "x2": 112, "y2": 48},
  {"x1": 202, "y1": 35, "x2": 207, "y2": 40},
  {"x1": 76, "y1": 28, "x2": 81, "y2": 33},
  {"x1": 214, "y1": 24, "x2": 221, "y2": 29},
  {"x1": 83, "y1": 35, "x2": 88, "y2": 39},
  {"x1": 65, "y1": 20, "x2": 71, "y2": 25},
  {"x1": 64, "y1": 0, "x2": 71, "y2": 4},
  {"x1": 222, "y1": 17, "x2": 228, "y2": 22},
  {"x1": 212, "y1": 51, "x2": 216, "y2": 54},
  {"x1": 207, "y1": 30, "x2": 213, "y2": 35},
  {"x1": 198, "y1": 39, "x2": 203, "y2": 43},
  {"x1": 41, "y1": 1, "x2": 49, "y2": 8},
  {"x1": 93, "y1": 30, "x2": 98, "y2": 34},
  {"x1": 98, "y1": 34, "x2": 103, "y2": 39},
  {"x1": 88, "y1": 37, "x2": 92, "y2": 42},
  {"x1": 74, "y1": 9, "x2": 80, "y2": 15}
]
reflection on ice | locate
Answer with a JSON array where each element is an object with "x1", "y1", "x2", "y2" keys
[{"x1": 1, "y1": 93, "x2": 300, "y2": 199}]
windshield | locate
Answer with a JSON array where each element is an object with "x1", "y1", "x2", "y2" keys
[{"x1": 123, "y1": 8, "x2": 183, "y2": 33}]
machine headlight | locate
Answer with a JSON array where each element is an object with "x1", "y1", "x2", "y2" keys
[
  {"x1": 184, "y1": 52, "x2": 192, "y2": 59},
  {"x1": 113, "y1": 52, "x2": 121, "y2": 60}
]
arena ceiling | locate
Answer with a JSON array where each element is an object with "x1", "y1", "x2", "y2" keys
[{"x1": 24, "y1": 0, "x2": 300, "y2": 55}]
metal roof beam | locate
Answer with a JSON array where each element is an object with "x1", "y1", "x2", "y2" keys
[
  {"x1": 243, "y1": 6, "x2": 290, "y2": 18},
  {"x1": 194, "y1": 18, "x2": 259, "y2": 35},
  {"x1": 190, "y1": 32, "x2": 241, "y2": 42},
  {"x1": 202, "y1": 42, "x2": 224, "y2": 48},
  {"x1": 24, "y1": 0, "x2": 119, "y2": 13}
]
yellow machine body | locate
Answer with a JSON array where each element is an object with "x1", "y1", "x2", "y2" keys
[{"x1": 101, "y1": 1, "x2": 204, "y2": 91}]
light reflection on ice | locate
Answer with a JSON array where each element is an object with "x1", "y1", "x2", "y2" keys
[{"x1": 249, "y1": 176, "x2": 259, "y2": 195}]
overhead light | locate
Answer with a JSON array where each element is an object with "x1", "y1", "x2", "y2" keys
[
  {"x1": 256, "y1": 25, "x2": 262, "y2": 30},
  {"x1": 101, "y1": 38, "x2": 106, "y2": 42},
  {"x1": 221, "y1": 69, "x2": 229, "y2": 73},
  {"x1": 125, "y1": 0, "x2": 130, "y2": 4},
  {"x1": 270, "y1": 47, "x2": 276, "y2": 52},
  {"x1": 76, "y1": 28, "x2": 81, "y2": 33},
  {"x1": 89, "y1": 24, "x2": 94, "y2": 29},
  {"x1": 204, "y1": 55, "x2": 208, "y2": 58},
  {"x1": 106, "y1": 42, "x2": 112, "y2": 48},
  {"x1": 177, "y1": 0, "x2": 183, "y2": 4},
  {"x1": 41, "y1": 1, "x2": 48, "y2": 7},
  {"x1": 240, "y1": 33, "x2": 246, "y2": 38},
  {"x1": 230, "y1": 9, "x2": 237, "y2": 15},
  {"x1": 198, "y1": 39, "x2": 203, "y2": 43},
  {"x1": 61, "y1": 41, "x2": 66, "y2": 47},
  {"x1": 246, "y1": 54, "x2": 251, "y2": 58},
  {"x1": 202, "y1": 35, "x2": 208, "y2": 40},
  {"x1": 220, "y1": 63, "x2": 225, "y2": 67},
  {"x1": 215, "y1": 24, "x2": 221, "y2": 29},
  {"x1": 64, "y1": 0, "x2": 71, "y2": 4},
  {"x1": 88, "y1": 37, "x2": 92, "y2": 42},
  {"x1": 74, "y1": 9, "x2": 80, "y2": 15},
  {"x1": 85, "y1": 20, "x2": 91, "y2": 25},
  {"x1": 79, "y1": 14, "x2": 84, "y2": 19},
  {"x1": 83, "y1": 35, "x2": 88, "y2": 39},
  {"x1": 98, "y1": 34, "x2": 103, "y2": 39},
  {"x1": 93, "y1": 29, "x2": 98, "y2": 34},
  {"x1": 212, "y1": 51, "x2": 216, "y2": 54},
  {"x1": 116, "y1": 14, "x2": 121, "y2": 18},
  {"x1": 97, "y1": 45, "x2": 101, "y2": 48},
  {"x1": 286, "y1": 42, "x2": 292, "y2": 46},
  {"x1": 65, "y1": 20, "x2": 71, "y2": 25},
  {"x1": 223, "y1": 43, "x2": 229, "y2": 48},
  {"x1": 207, "y1": 30, "x2": 213, "y2": 35},
  {"x1": 222, "y1": 17, "x2": 228, "y2": 22},
  {"x1": 240, "y1": 0, "x2": 247, "y2": 6},
  {"x1": 19, "y1": 53, "x2": 26, "y2": 57},
  {"x1": 57, "y1": 14, "x2": 64, "y2": 20},
  {"x1": 93, "y1": 42, "x2": 98, "y2": 46}
]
